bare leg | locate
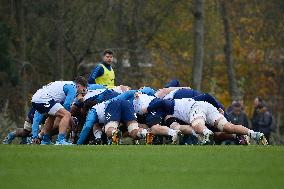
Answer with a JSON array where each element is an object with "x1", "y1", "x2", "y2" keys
[
  {"x1": 15, "y1": 128, "x2": 31, "y2": 137},
  {"x1": 55, "y1": 108, "x2": 71, "y2": 134},
  {"x1": 151, "y1": 124, "x2": 170, "y2": 135},
  {"x1": 105, "y1": 121, "x2": 119, "y2": 138},
  {"x1": 191, "y1": 117, "x2": 209, "y2": 135},
  {"x1": 223, "y1": 122, "x2": 249, "y2": 135},
  {"x1": 43, "y1": 116, "x2": 55, "y2": 134}
]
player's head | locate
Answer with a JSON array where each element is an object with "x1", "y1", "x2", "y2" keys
[
  {"x1": 164, "y1": 79, "x2": 180, "y2": 88},
  {"x1": 103, "y1": 49, "x2": 113, "y2": 65},
  {"x1": 75, "y1": 76, "x2": 87, "y2": 95},
  {"x1": 133, "y1": 92, "x2": 155, "y2": 115}
]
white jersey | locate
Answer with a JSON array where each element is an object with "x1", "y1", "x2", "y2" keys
[
  {"x1": 173, "y1": 98, "x2": 196, "y2": 123},
  {"x1": 93, "y1": 102, "x2": 106, "y2": 123},
  {"x1": 163, "y1": 89, "x2": 179, "y2": 99},
  {"x1": 173, "y1": 99, "x2": 222, "y2": 126},
  {"x1": 32, "y1": 81, "x2": 75, "y2": 103},
  {"x1": 191, "y1": 101, "x2": 222, "y2": 126},
  {"x1": 84, "y1": 89, "x2": 106, "y2": 101},
  {"x1": 133, "y1": 94, "x2": 155, "y2": 115}
]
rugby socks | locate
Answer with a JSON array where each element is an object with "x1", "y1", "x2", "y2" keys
[
  {"x1": 137, "y1": 129, "x2": 147, "y2": 138},
  {"x1": 247, "y1": 130, "x2": 256, "y2": 139},
  {"x1": 41, "y1": 134, "x2": 51, "y2": 143},
  {"x1": 7, "y1": 131, "x2": 16, "y2": 141},
  {"x1": 111, "y1": 129, "x2": 117, "y2": 136},
  {"x1": 202, "y1": 128, "x2": 212, "y2": 136},
  {"x1": 167, "y1": 128, "x2": 177, "y2": 137},
  {"x1": 57, "y1": 133, "x2": 66, "y2": 142},
  {"x1": 191, "y1": 130, "x2": 199, "y2": 137},
  {"x1": 94, "y1": 130, "x2": 102, "y2": 139}
]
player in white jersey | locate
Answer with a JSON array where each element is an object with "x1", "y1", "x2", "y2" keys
[
  {"x1": 133, "y1": 93, "x2": 268, "y2": 145},
  {"x1": 31, "y1": 76, "x2": 87, "y2": 145}
]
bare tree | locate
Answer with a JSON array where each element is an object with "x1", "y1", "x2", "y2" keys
[
  {"x1": 220, "y1": 0, "x2": 239, "y2": 100},
  {"x1": 63, "y1": 2, "x2": 105, "y2": 79},
  {"x1": 192, "y1": 0, "x2": 205, "y2": 91},
  {"x1": 56, "y1": 0, "x2": 65, "y2": 80}
]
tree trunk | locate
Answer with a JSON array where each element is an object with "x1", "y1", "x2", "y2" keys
[
  {"x1": 58, "y1": 0, "x2": 65, "y2": 80},
  {"x1": 220, "y1": 0, "x2": 239, "y2": 100},
  {"x1": 55, "y1": 0, "x2": 64, "y2": 80},
  {"x1": 126, "y1": 1, "x2": 141, "y2": 88},
  {"x1": 192, "y1": 0, "x2": 205, "y2": 91},
  {"x1": 14, "y1": 0, "x2": 28, "y2": 113}
]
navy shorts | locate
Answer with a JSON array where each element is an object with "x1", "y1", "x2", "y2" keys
[
  {"x1": 145, "y1": 111, "x2": 164, "y2": 127},
  {"x1": 32, "y1": 99, "x2": 57, "y2": 114},
  {"x1": 105, "y1": 100, "x2": 136, "y2": 124}
]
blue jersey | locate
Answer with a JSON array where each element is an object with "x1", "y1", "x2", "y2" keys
[
  {"x1": 32, "y1": 81, "x2": 76, "y2": 112},
  {"x1": 164, "y1": 88, "x2": 224, "y2": 111},
  {"x1": 77, "y1": 99, "x2": 135, "y2": 145},
  {"x1": 88, "y1": 62, "x2": 112, "y2": 84}
]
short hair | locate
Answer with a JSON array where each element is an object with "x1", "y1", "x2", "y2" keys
[
  {"x1": 103, "y1": 49, "x2": 113, "y2": 55},
  {"x1": 74, "y1": 76, "x2": 87, "y2": 87},
  {"x1": 233, "y1": 102, "x2": 241, "y2": 108}
]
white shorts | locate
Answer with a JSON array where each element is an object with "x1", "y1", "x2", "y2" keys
[
  {"x1": 189, "y1": 101, "x2": 222, "y2": 126},
  {"x1": 24, "y1": 121, "x2": 32, "y2": 131},
  {"x1": 48, "y1": 103, "x2": 64, "y2": 115}
]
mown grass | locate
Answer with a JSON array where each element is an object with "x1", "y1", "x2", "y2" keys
[{"x1": 0, "y1": 145, "x2": 283, "y2": 189}]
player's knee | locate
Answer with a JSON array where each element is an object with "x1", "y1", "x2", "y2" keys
[
  {"x1": 215, "y1": 117, "x2": 228, "y2": 132},
  {"x1": 64, "y1": 111, "x2": 71, "y2": 119},
  {"x1": 23, "y1": 121, "x2": 32, "y2": 132},
  {"x1": 191, "y1": 118, "x2": 205, "y2": 128},
  {"x1": 105, "y1": 121, "x2": 119, "y2": 137},
  {"x1": 128, "y1": 122, "x2": 139, "y2": 133}
]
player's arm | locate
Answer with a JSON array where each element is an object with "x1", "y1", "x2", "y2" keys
[
  {"x1": 193, "y1": 93, "x2": 224, "y2": 110},
  {"x1": 88, "y1": 65, "x2": 104, "y2": 84},
  {"x1": 31, "y1": 111, "x2": 44, "y2": 141},
  {"x1": 77, "y1": 109, "x2": 98, "y2": 144},
  {"x1": 111, "y1": 90, "x2": 137, "y2": 101},
  {"x1": 87, "y1": 84, "x2": 106, "y2": 90},
  {"x1": 63, "y1": 84, "x2": 77, "y2": 112}
]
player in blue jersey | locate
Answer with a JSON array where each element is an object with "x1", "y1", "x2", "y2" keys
[
  {"x1": 75, "y1": 86, "x2": 153, "y2": 145},
  {"x1": 31, "y1": 76, "x2": 87, "y2": 145},
  {"x1": 70, "y1": 85, "x2": 131, "y2": 144},
  {"x1": 155, "y1": 87, "x2": 226, "y2": 115},
  {"x1": 88, "y1": 49, "x2": 115, "y2": 88},
  {"x1": 77, "y1": 99, "x2": 148, "y2": 145},
  {"x1": 2, "y1": 107, "x2": 43, "y2": 144}
]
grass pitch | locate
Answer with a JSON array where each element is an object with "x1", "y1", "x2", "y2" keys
[{"x1": 0, "y1": 145, "x2": 283, "y2": 189}]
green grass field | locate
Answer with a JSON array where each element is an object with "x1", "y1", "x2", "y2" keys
[{"x1": 0, "y1": 145, "x2": 283, "y2": 189}]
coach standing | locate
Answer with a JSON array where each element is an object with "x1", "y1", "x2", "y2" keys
[{"x1": 88, "y1": 49, "x2": 115, "y2": 89}]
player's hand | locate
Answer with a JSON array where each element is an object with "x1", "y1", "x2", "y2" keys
[
  {"x1": 76, "y1": 94, "x2": 84, "y2": 103},
  {"x1": 218, "y1": 108, "x2": 224, "y2": 115},
  {"x1": 142, "y1": 108, "x2": 148, "y2": 114}
]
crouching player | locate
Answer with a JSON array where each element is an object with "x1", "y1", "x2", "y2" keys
[
  {"x1": 134, "y1": 93, "x2": 268, "y2": 145},
  {"x1": 31, "y1": 76, "x2": 87, "y2": 145},
  {"x1": 77, "y1": 99, "x2": 147, "y2": 145},
  {"x1": 2, "y1": 107, "x2": 43, "y2": 144}
]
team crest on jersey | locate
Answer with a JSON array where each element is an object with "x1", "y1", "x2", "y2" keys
[
  {"x1": 106, "y1": 112, "x2": 111, "y2": 121},
  {"x1": 44, "y1": 103, "x2": 50, "y2": 108}
]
